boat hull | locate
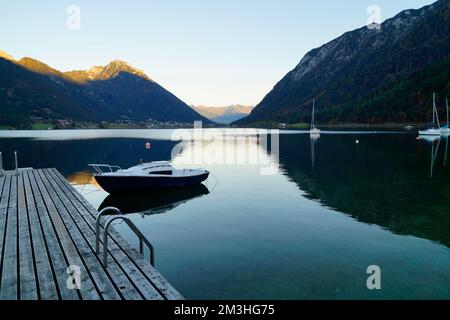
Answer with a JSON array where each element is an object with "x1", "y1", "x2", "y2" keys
[
  {"x1": 418, "y1": 129, "x2": 442, "y2": 136},
  {"x1": 310, "y1": 128, "x2": 321, "y2": 137},
  {"x1": 95, "y1": 172, "x2": 210, "y2": 193}
]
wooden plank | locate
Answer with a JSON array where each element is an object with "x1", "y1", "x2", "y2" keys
[
  {"x1": 0, "y1": 174, "x2": 18, "y2": 299},
  {"x1": 44, "y1": 169, "x2": 164, "y2": 300},
  {"x1": 42, "y1": 169, "x2": 146, "y2": 300},
  {"x1": 0, "y1": 168, "x2": 182, "y2": 300},
  {"x1": 35, "y1": 170, "x2": 125, "y2": 299},
  {"x1": 36, "y1": 170, "x2": 121, "y2": 300},
  {"x1": 27, "y1": 170, "x2": 79, "y2": 300},
  {"x1": 0, "y1": 175, "x2": 9, "y2": 293},
  {"x1": 32, "y1": 170, "x2": 99, "y2": 300},
  {"x1": 51, "y1": 168, "x2": 181, "y2": 299},
  {"x1": 58, "y1": 168, "x2": 184, "y2": 300},
  {"x1": 51, "y1": 168, "x2": 183, "y2": 300},
  {"x1": 107, "y1": 231, "x2": 184, "y2": 300},
  {"x1": 0, "y1": 176, "x2": 5, "y2": 199},
  {"x1": 17, "y1": 171, "x2": 38, "y2": 300},
  {"x1": 0, "y1": 175, "x2": 9, "y2": 271},
  {"x1": 23, "y1": 170, "x2": 58, "y2": 300},
  {"x1": 45, "y1": 169, "x2": 163, "y2": 299}
]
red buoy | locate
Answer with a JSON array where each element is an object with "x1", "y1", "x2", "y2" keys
[{"x1": 145, "y1": 142, "x2": 151, "y2": 150}]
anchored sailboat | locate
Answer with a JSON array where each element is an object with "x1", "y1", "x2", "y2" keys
[
  {"x1": 441, "y1": 98, "x2": 450, "y2": 136},
  {"x1": 419, "y1": 93, "x2": 442, "y2": 136},
  {"x1": 310, "y1": 99, "x2": 321, "y2": 137}
]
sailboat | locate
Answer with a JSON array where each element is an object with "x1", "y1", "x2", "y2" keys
[
  {"x1": 310, "y1": 99, "x2": 321, "y2": 137},
  {"x1": 440, "y1": 98, "x2": 450, "y2": 136},
  {"x1": 419, "y1": 93, "x2": 442, "y2": 136}
]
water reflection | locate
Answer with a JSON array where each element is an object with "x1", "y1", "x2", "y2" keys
[
  {"x1": 417, "y1": 136, "x2": 449, "y2": 178},
  {"x1": 278, "y1": 134, "x2": 450, "y2": 248},
  {"x1": 445, "y1": 137, "x2": 449, "y2": 168},
  {"x1": 99, "y1": 184, "x2": 209, "y2": 215},
  {"x1": 2, "y1": 131, "x2": 449, "y2": 249},
  {"x1": 67, "y1": 170, "x2": 101, "y2": 188},
  {"x1": 310, "y1": 136, "x2": 318, "y2": 169},
  {"x1": 2, "y1": 130, "x2": 450, "y2": 298},
  {"x1": 63, "y1": 134, "x2": 273, "y2": 218},
  {"x1": 429, "y1": 138, "x2": 441, "y2": 178}
]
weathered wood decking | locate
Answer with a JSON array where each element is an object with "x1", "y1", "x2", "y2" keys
[{"x1": 0, "y1": 168, "x2": 183, "y2": 300}]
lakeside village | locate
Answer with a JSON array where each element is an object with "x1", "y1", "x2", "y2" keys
[{"x1": 2, "y1": 117, "x2": 218, "y2": 130}]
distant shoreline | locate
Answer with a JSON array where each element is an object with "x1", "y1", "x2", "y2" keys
[
  {"x1": 0, "y1": 122, "x2": 428, "y2": 131},
  {"x1": 230, "y1": 122, "x2": 428, "y2": 130}
]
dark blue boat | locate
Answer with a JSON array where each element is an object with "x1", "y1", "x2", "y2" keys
[{"x1": 89, "y1": 161, "x2": 209, "y2": 194}]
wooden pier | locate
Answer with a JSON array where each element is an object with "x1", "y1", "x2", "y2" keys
[{"x1": 0, "y1": 168, "x2": 183, "y2": 300}]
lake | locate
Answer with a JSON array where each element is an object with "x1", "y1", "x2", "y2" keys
[{"x1": 1, "y1": 129, "x2": 449, "y2": 299}]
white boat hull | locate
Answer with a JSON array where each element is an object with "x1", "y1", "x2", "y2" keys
[
  {"x1": 440, "y1": 128, "x2": 450, "y2": 136},
  {"x1": 418, "y1": 129, "x2": 442, "y2": 136}
]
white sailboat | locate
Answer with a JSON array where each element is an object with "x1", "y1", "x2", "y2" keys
[
  {"x1": 419, "y1": 93, "x2": 442, "y2": 136},
  {"x1": 440, "y1": 98, "x2": 450, "y2": 136},
  {"x1": 310, "y1": 99, "x2": 321, "y2": 137}
]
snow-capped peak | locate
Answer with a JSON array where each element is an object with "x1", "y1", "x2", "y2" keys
[
  {"x1": 101, "y1": 59, "x2": 150, "y2": 80},
  {"x1": 0, "y1": 49, "x2": 14, "y2": 61},
  {"x1": 86, "y1": 66, "x2": 104, "y2": 79},
  {"x1": 65, "y1": 59, "x2": 152, "y2": 82}
]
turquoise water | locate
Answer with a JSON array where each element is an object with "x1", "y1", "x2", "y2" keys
[{"x1": 1, "y1": 129, "x2": 449, "y2": 299}]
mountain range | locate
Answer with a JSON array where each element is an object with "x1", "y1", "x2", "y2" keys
[
  {"x1": 191, "y1": 105, "x2": 253, "y2": 124},
  {"x1": 236, "y1": 0, "x2": 450, "y2": 126},
  {"x1": 2, "y1": 0, "x2": 449, "y2": 129},
  {"x1": 0, "y1": 53, "x2": 210, "y2": 128}
]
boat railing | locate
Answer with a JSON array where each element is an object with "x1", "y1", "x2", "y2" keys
[
  {"x1": 89, "y1": 164, "x2": 122, "y2": 175},
  {"x1": 95, "y1": 207, "x2": 155, "y2": 268}
]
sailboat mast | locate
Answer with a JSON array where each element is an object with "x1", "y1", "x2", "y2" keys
[
  {"x1": 432, "y1": 93, "x2": 436, "y2": 126},
  {"x1": 446, "y1": 98, "x2": 449, "y2": 128},
  {"x1": 434, "y1": 93, "x2": 441, "y2": 128},
  {"x1": 311, "y1": 99, "x2": 315, "y2": 129}
]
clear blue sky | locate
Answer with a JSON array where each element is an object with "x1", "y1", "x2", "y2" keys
[{"x1": 0, "y1": 0, "x2": 435, "y2": 106}]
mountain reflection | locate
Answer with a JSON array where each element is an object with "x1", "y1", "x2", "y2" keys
[
  {"x1": 67, "y1": 170, "x2": 101, "y2": 188},
  {"x1": 278, "y1": 134, "x2": 450, "y2": 248}
]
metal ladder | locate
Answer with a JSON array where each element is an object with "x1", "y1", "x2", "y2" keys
[{"x1": 95, "y1": 207, "x2": 155, "y2": 268}]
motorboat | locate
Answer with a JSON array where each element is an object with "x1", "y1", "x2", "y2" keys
[{"x1": 89, "y1": 161, "x2": 209, "y2": 193}]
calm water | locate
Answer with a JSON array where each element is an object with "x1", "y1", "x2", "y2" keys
[{"x1": 1, "y1": 129, "x2": 449, "y2": 299}]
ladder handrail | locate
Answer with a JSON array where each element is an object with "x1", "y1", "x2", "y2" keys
[
  {"x1": 95, "y1": 207, "x2": 155, "y2": 268},
  {"x1": 0, "y1": 151, "x2": 20, "y2": 176},
  {"x1": 95, "y1": 207, "x2": 122, "y2": 253}
]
